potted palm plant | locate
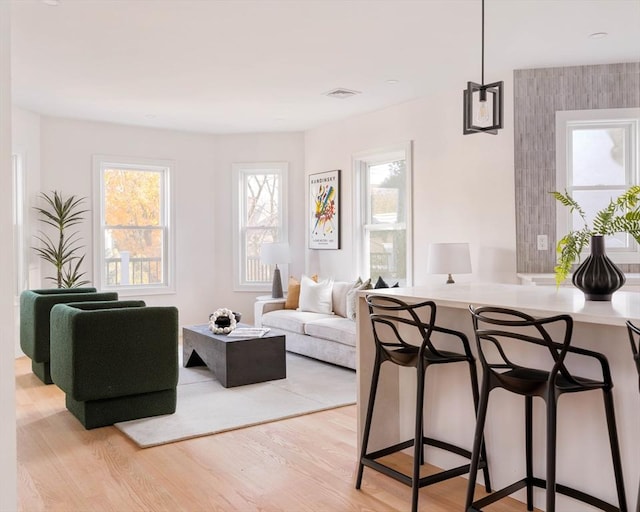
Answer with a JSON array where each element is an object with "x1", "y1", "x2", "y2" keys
[
  {"x1": 552, "y1": 185, "x2": 640, "y2": 300},
  {"x1": 34, "y1": 191, "x2": 90, "y2": 288}
]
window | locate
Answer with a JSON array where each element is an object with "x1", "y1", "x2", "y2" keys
[
  {"x1": 556, "y1": 108, "x2": 640, "y2": 263},
  {"x1": 12, "y1": 153, "x2": 27, "y2": 298},
  {"x1": 354, "y1": 143, "x2": 413, "y2": 285},
  {"x1": 94, "y1": 156, "x2": 173, "y2": 293},
  {"x1": 232, "y1": 162, "x2": 288, "y2": 290}
]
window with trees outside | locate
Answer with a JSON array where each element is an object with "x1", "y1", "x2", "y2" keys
[
  {"x1": 94, "y1": 156, "x2": 173, "y2": 293},
  {"x1": 556, "y1": 108, "x2": 639, "y2": 263},
  {"x1": 233, "y1": 162, "x2": 288, "y2": 290},
  {"x1": 354, "y1": 143, "x2": 413, "y2": 285}
]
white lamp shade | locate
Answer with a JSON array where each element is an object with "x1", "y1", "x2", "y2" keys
[
  {"x1": 427, "y1": 243, "x2": 472, "y2": 275},
  {"x1": 260, "y1": 242, "x2": 291, "y2": 265}
]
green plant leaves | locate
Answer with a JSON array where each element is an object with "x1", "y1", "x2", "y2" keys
[
  {"x1": 33, "y1": 191, "x2": 89, "y2": 288},
  {"x1": 553, "y1": 227, "x2": 591, "y2": 285},
  {"x1": 551, "y1": 187, "x2": 640, "y2": 285},
  {"x1": 550, "y1": 190, "x2": 587, "y2": 226},
  {"x1": 61, "y1": 255, "x2": 90, "y2": 288}
]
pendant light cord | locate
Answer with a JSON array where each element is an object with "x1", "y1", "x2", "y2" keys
[{"x1": 481, "y1": 0, "x2": 485, "y2": 86}]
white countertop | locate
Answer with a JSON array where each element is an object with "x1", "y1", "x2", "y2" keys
[{"x1": 359, "y1": 282, "x2": 640, "y2": 326}]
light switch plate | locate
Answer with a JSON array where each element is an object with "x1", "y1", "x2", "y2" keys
[{"x1": 537, "y1": 234, "x2": 548, "y2": 251}]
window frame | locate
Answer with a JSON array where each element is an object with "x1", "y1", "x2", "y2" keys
[
  {"x1": 556, "y1": 108, "x2": 640, "y2": 264},
  {"x1": 353, "y1": 142, "x2": 413, "y2": 285},
  {"x1": 93, "y1": 155, "x2": 175, "y2": 295},
  {"x1": 232, "y1": 162, "x2": 288, "y2": 292}
]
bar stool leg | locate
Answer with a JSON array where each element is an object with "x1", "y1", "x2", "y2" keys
[
  {"x1": 468, "y1": 360, "x2": 492, "y2": 492},
  {"x1": 546, "y1": 391, "x2": 558, "y2": 512},
  {"x1": 602, "y1": 389, "x2": 628, "y2": 512},
  {"x1": 465, "y1": 379, "x2": 491, "y2": 511},
  {"x1": 419, "y1": 424, "x2": 425, "y2": 466},
  {"x1": 412, "y1": 361, "x2": 426, "y2": 512},
  {"x1": 356, "y1": 353, "x2": 383, "y2": 489},
  {"x1": 525, "y1": 395, "x2": 534, "y2": 511}
]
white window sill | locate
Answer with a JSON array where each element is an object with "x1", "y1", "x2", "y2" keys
[
  {"x1": 104, "y1": 286, "x2": 176, "y2": 297},
  {"x1": 517, "y1": 273, "x2": 640, "y2": 291}
]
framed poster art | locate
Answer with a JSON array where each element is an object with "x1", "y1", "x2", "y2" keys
[{"x1": 309, "y1": 169, "x2": 340, "y2": 249}]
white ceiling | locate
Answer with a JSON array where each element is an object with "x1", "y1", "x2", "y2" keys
[{"x1": 10, "y1": 0, "x2": 640, "y2": 134}]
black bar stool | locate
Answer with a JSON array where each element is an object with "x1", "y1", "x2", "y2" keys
[
  {"x1": 466, "y1": 306, "x2": 627, "y2": 512},
  {"x1": 356, "y1": 295, "x2": 491, "y2": 512},
  {"x1": 626, "y1": 320, "x2": 640, "y2": 512}
]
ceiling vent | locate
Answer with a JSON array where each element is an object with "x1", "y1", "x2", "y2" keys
[{"x1": 324, "y1": 88, "x2": 361, "y2": 99}]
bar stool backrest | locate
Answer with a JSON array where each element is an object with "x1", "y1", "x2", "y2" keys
[
  {"x1": 469, "y1": 306, "x2": 584, "y2": 389},
  {"x1": 366, "y1": 294, "x2": 441, "y2": 356},
  {"x1": 627, "y1": 321, "x2": 640, "y2": 393}
]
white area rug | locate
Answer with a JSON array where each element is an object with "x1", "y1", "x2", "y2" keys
[{"x1": 115, "y1": 353, "x2": 356, "y2": 448}]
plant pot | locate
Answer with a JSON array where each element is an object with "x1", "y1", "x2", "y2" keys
[{"x1": 572, "y1": 235, "x2": 626, "y2": 301}]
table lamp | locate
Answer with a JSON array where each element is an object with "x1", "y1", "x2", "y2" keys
[
  {"x1": 260, "y1": 242, "x2": 290, "y2": 298},
  {"x1": 427, "y1": 242, "x2": 472, "y2": 284}
]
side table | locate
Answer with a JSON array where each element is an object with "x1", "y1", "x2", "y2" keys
[{"x1": 182, "y1": 323, "x2": 286, "y2": 388}]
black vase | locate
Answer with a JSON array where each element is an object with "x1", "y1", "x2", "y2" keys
[{"x1": 572, "y1": 235, "x2": 626, "y2": 301}]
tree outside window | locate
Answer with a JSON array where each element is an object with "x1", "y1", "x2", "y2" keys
[
  {"x1": 233, "y1": 162, "x2": 288, "y2": 290},
  {"x1": 244, "y1": 172, "x2": 280, "y2": 283},
  {"x1": 94, "y1": 156, "x2": 172, "y2": 292},
  {"x1": 367, "y1": 160, "x2": 407, "y2": 282},
  {"x1": 356, "y1": 145, "x2": 412, "y2": 285},
  {"x1": 103, "y1": 167, "x2": 164, "y2": 286}
]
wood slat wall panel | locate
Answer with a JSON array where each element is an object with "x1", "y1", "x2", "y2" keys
[{"x1": 514, "y1": 62, "x2": 640, "y2": 274}]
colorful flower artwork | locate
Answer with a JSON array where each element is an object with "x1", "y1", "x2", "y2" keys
[{"x1": 309, "y1": 170, "x2": 340, "y2": 249}]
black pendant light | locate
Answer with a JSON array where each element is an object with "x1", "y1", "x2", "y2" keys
[{"x1": 463, "y1": 0, "x2": 504, "y2": 135}]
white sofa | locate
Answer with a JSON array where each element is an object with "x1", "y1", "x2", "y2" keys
[{"x1": 254, "y1": 281, "x2": 358, "y2": 370}]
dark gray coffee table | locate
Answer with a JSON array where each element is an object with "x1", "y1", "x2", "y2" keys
[{"x1": 182, "y1": 324, "x2": 286, "y2": 388}]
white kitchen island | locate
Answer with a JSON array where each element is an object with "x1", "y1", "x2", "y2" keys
[{"x1": 356, "y1": 283, "x2": 640, "y2": 511}]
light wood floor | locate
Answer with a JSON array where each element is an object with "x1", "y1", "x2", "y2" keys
[{"x1": 16, "y1": 356, "x2": 536, "y2": 512}]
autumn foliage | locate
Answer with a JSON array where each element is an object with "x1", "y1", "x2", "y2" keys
[{"x1": 103, "y1": 168, "x2": 163, "y2": 284}]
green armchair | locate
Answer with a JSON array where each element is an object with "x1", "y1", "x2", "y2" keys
[
  {"x1": 19, "y1": 288, "x2": 119, "y2": 383},
  {"x1": 49, "y1": 300, "x2": 179, "y2": 429}
]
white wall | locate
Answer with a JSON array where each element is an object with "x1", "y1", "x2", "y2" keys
[
  {"x1": 1, "y1": 3, "x2": 17, "y2": 510},
  {"x1": 304, "y1": 76, "x2": 517, "y2": 284},
  {"x1": 19, "y1": 73, "x2": 518, "y2": 336},
  {"x1": 37, "y1": 116, "x2": 305, "y2": 326},
  {"x1": 17, "y1": 68, "x2": 519, "y2": 339}
]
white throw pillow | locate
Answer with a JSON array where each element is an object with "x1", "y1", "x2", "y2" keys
[
  {"x1": 298, "y1": 275, "x2": 334, "y2": 314},
  {"x1": 331, "y1": 280, "x2": 358, "y2": 318},
  {"x1": 346, "y1": 278, "x2": 373, "y2": 320}
]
